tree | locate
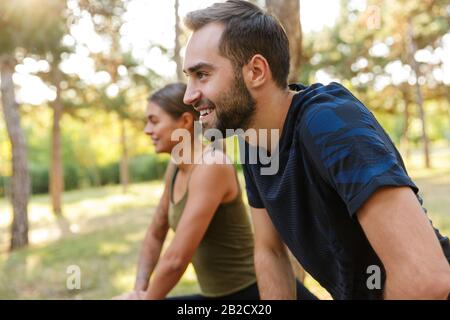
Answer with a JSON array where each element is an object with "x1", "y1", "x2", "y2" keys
[
  {"x1": 78, "y1": 0, "x2": 133, "y2": 193},
  {"x1": 38, "y1": 7, "x2": 72, "y2": 219},
  {"x1": 0, "y1": 0, "x2": 65, "y2": 250},
  {"x1": 39, "y1": 62, "x2": 76, "y2": 234},
  {"x1": 50, "y1": 68, "x2": 65, "y2": 216},
  {"x1": 174, "y1": 0, "x2": 184, "y2": 82},
  {"x1": 266, "y1": 0, "x2": 302, "y2": 83},
  {"x1": 367, "y1": 0, "x2": 448, "y2": 167},
  {"x1": 0, "y1": 55, "x2": 29, "y2": 250},
  {"x1": 302, "y1": 0, "x2": 449, "y2": 167},
  {"x1": 406, "y1": 17, "x2": 430, "y2": 167}
]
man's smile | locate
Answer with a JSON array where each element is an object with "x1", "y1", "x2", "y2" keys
[{"x1": 199, "y1": 107, "x2": 215, "y2": 122}]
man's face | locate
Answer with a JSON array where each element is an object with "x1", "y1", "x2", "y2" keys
[{"x1": 183, "y1": 23, "x2": 256, "y2": 136}]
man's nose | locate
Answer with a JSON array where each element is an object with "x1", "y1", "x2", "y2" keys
[{"x1": 183, "y1": 84, "x2": 201, "y2": 106}]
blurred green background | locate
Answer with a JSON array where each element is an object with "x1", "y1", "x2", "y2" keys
[{"x1": 0, "y1": 0, "x2": 449, "y2": 299}]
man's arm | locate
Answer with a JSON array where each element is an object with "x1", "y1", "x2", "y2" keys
[
  {"x1": 134, "y1": 163, "x2": 174, "y2": 291},
  {"x1": 357, "y1": 186, "x2": 450, "y2": 299},
  {"x1": 252, "y1": 207, "x2": 297, "y2": 299}
]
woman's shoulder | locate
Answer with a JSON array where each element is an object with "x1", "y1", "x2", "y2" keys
[
  {"x1": 190, "y1": 145, "x2": 236, "y2": 183},
  {"x1": 201, "y1": 145, "x2": 232, "y2": 164}
]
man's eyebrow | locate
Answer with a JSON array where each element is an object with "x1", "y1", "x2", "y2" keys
[{"x1": 183, "y1": 62, "x2": 215, "y2": 75}]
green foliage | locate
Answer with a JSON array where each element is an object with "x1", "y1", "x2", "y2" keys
[
  {"x1": 29, "y1": 163, "x2": 49, "y2": 195},
  {"x1": 128, "y1": 154, "x2": 169, "y2": 183},
  {"x1": 64, "y1": 163, "x2": 82, "y2": 191},
  {"x1": 99, "y1": 162, "x2": 120, "y2": 186},
  {"x1": 0, "y1": 0, "x2": 66, "y2": 56},
  {"x1": 9, "y1": 103, "x2": 170, "y2": 195},
  {"x1": 0, "y1": 176, "x2": 8, "y2": 198},
  {"x1": 21, "y1": 154, "x2": 169, "y2": 195},
  {"x1": 301, "y1": 0, "x2": 450, "y2": 153},
  {"x1": 28, "y1": 163, "x2": 83, "y2": 195}
]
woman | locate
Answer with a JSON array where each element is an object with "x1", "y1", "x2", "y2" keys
[{"x1": 115, "y1": 83, "x2": 259, "y2": 299}]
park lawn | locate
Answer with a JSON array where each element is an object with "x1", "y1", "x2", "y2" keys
[
  {"x1": 0, "y1": 181, "x2": 200, "y2": 299},
  {"x1": 0, "y1": 150, "x2": 449, "y2": 299}
]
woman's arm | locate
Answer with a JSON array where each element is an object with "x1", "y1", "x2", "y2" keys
[
  {"x1": 144, "y1": 159, "x2": 235, "y2": 299},
  {"x1": 134, "y1": 163, "x2": 175, "y2": 291}
]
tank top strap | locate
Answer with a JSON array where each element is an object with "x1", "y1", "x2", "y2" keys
[
  {"x1": 169, "y1": 166, "x2": 180, "y2": 204},
  {"x1": 170, "y1": 163, "x2": 199, "y2": 204}
]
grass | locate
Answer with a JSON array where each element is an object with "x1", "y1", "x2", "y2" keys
[
  {"x1": 0, "y1": 147, "x2": 449, "y2": 299},
  {"x1": 0, "y1": 181, "x2": 202, "y2": 299}
]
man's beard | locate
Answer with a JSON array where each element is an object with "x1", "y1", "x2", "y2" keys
[{"x1": 201, "y1": 72, "x2": 256, "y2": 138}]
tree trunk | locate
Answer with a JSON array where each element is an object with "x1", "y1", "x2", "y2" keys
[
  {"x1": 445, "y1": 86, "x2": 450, "y2": 139},
  {"x1": 400, "y1": 103, "x2": 410, "y2": 161},
  {"x1": 119, "y1": 118, "x2": 129, "y2": 193},
  {"x1": 407, "y1": 19, "x2": 431, "y2": 168},
  {"x1": 174, "y1": 0, "x2": 184, "y2": 82},
  {"x1": 50, "y1": 70, "x2": 64, "y2": 216},
  {"x1": 414, "y1": 85, "x2": 431, "y2": 168},
  {"x1": 399, "y1": 85, "x2": 411, "y2": 161},
  {"x1": 0, "y1": 55, "x2": 30, "y2": 251},
  {"x1": 266, "y1": 0, "x2": 302, "y2": 83}
]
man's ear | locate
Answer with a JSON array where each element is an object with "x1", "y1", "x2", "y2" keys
[{"x1": 242, "y1": 54, "x2": 270, "y2": 89}]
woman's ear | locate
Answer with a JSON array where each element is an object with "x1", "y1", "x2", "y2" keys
[
  {"x1": 179, "y1": 112, "x2": 194, "y2": 130},
  {"x1": 243, "y1": 54, "x2": 270, "y2": 89}
]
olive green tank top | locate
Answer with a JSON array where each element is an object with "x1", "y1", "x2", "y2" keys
[{"x1": 168, "y1": 165, "x2": 257, "y2": 297}]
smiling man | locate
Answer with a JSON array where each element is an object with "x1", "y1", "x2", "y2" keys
[{"x1": 182, "y1": 0, "x2": 450, "y2": 300}]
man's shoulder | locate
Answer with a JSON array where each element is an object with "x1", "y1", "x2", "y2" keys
[
  {"x1": 290, "y1": 81, "x2": 352, "y2": 101},
  {"x1": 290, "y1": 82, "x2": 370, "y2": 137}
]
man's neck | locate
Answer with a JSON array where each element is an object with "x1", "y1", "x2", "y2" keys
[{"x1": 244, "y1": 86, "x2": 296, "y2": 150}]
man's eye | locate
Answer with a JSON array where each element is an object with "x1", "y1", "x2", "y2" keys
[{"x1": 197, "y1": 72, "x2": 208, "y2": 79}]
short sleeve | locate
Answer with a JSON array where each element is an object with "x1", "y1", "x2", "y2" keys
[
  {"x1": 241, "y1": 163, "x2": 265, "y2": 209},
  {"x1": 299, "y1": 89, "x2": 418, "y2": 217}
]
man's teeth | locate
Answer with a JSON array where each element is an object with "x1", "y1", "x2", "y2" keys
[{"x1": 200, "y1": 108, "x2": 213, "y2": 116}]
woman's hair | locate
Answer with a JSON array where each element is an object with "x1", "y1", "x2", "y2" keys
[{"x1": 148, "y1": 83, "x2": 199, "y2": 120}]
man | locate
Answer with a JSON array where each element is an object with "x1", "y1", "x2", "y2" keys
[{"x1": 181, "y1": 0, "x2": 450, "y2": 299}]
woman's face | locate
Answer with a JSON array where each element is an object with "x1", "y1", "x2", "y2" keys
[{"x1": 144, "y1": 102, "x2": 185, "y2": 154}]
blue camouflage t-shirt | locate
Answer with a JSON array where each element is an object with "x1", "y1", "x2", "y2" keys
[{"x1": 241, "y1": 82, "x2": 450, "y2": 300}]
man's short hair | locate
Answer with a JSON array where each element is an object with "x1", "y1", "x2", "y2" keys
[{"x1": 184, "y1": 0, "x2": 290, "y2": 89}]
